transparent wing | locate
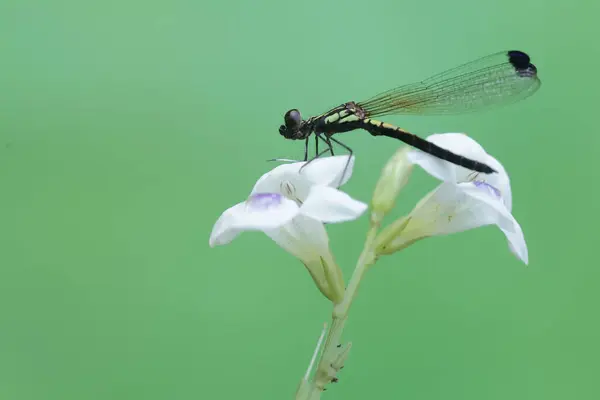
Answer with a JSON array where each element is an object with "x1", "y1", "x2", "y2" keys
[{"x1": 358, "y1": 50, "x2": 541, "y2": 117}]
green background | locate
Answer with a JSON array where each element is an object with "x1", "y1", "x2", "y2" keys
[{"x1": 1, "y1": 0, "x2": 597, "y2": 399}]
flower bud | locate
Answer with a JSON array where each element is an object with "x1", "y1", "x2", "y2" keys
[{"x1": 371, "y1": 147, "x2": 413, "y2": 224}]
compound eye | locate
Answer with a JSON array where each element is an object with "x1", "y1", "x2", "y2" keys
[{"x1": 284, "y1": 109, "x2": 302, "y2": 130}]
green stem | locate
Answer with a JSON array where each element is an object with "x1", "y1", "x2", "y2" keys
[{"x1": 301, "y1": 222, "x2": 380, "y2": 399}]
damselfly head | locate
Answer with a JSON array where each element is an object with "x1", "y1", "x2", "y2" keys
[{"x1": 279, "y1": 109, "x2": 303, "y2": 139}]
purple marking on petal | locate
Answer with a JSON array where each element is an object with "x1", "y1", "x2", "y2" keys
[
  {"x1": 473, "y1": 180, "x2": 501, "y2": 198},
  {"x1": 247, "y1": 193, "x2": 283, "y2": 210}
]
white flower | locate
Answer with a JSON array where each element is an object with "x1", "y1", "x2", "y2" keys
[
  {"x1": 209, "y1": 155, "x2": 367, "y2": 302},
  {"x1": 376, "y1": 133, "x2": 528, "y2": 264}
]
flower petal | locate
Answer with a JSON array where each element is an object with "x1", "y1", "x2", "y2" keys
[
  {"x1": 264, "y1": 214, "x2": 344, "y2": 302},
  {"x1": 480, "y1": 154, "x2": 512, "y2": 211},
  {"x1": 401, "y1": 183, "x2": 497, "y2": 239},
  {"x1": 251, "y1": 162, "x2": 305, "y2": 195},
  {"x1": 387, "y1": 181, "x2": 528, "y2": 263},
  {"x1": 264, "y1": 215, "x2": 328, "y2": 264},
  {"x1": 250, "y1": 156, "x2": 356, "y2": 205},
  {"x1": 300, "y1": 186, "x2": 368, "y2": 223},
  {"x1": 209, "y1": 193, "x2": 299, "y2": 246},
  {"x1": 300, "y1": 155, "x2": 355, "y2": 187},
  {"x1": 460, "y1": 182, "x2": 528, "y2": 264},
  {"x1": 407, "y1": 148, "x2": 458, "y2": 182}
]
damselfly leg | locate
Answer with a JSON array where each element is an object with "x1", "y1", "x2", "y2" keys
[
  {"x1": 298, "y1": 134, "x2": 353, "y2": 187},
  {"x1": 329, "y1": 136, "x2": 353, "y2": 186},
  {"x1": 299, "y1": 134, "x2": 336, "y2": 173}
]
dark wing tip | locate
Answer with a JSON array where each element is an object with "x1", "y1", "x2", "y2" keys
[
  {"x1": 507, "y1": 50, "x2": 538, "y2": 77},
  {"x1": 507, "y1": 50, "x2": 530, "y2": 68}
]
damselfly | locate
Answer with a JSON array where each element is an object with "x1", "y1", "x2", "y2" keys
[{"x1": 278, "y1": 50, "x2": 540, "y2": 174}]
